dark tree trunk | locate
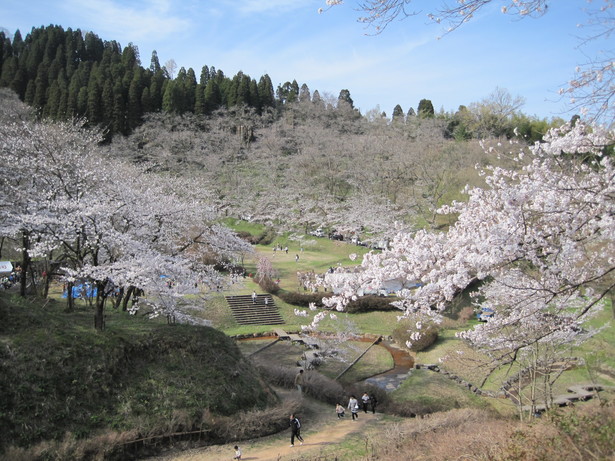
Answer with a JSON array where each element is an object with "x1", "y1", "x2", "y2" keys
[
  {"x1": 114, "y1": 286, "x2": 125, "y2": 309},
  {"x1": 66, "y1": 281, "x2": 75, "y2": 312},
  {"x1": 94, "y1": 280, "x2": 106, "y2": 331},
  {"x1": 19, "y1": 231, "x2": 30, "y2": 297},
  {"x1": 122, "y1": 285, "x2": 135, "y2": 311}
]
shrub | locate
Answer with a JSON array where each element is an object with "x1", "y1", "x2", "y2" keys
[
  {"x1": 387, "y1": 396, "x2": 455, "y2": 417},
  {"x1": 392, "y1": 318, "x2": 439, "y2": 352},
  {"x1": 344, "y1": 383, "x2": 390, "y2": 412},
  {"x1": 277, "y1": 291, "x2": 333, "y2": 307},
  {"x1": 212, "y1": 399, "x2": 302, "y2": 442},
  {"x1": 345, "y1": 295, "x2": 399, "y2": 313},
  {"x1": 254, "y1": 363, "x2": 345, "y2": 405},
  {"x1": 252, "y1": 228, "x2": 277, "y2": 246},
  {"x1": 235, "y1": 230, "x2": 253, "y2": 242},
  {"x1": 254, "y1": 276, "x2": 280, "y2": 295}
]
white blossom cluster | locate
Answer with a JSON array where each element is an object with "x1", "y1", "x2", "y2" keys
[
  {"x1": 0, "y1": 95, "x2": 251, "y2": 325},
  {"x1": 321, "y1": 121, "x2": 614, "y2": 362}
]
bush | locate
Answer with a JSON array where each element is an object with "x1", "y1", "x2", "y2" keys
[
  {"x1": 254, "y1": 276, "x2": 280, "y2": 295},
  {"x1": 277, "y1": 291, "x2": 333, "y2": 307},
  {"x1": 344, "y1": 383, "x2": 390, "y2": 412},
  {"x1": 212, "y1": 399, "x2": 302, "y2": 442},
  {"x1": 234, "y1": 227, "x2": 277, "y2": 245},
  {"x1": 252, "y1": 228, "x2": 277, "y2": 246},
  {"x1": 346, "y1": 295, "x2": 399, "y2": 313},
  {"x1": 387, "y1": 396, "x2": 455, "y2": 417},
  {"x1": 235, "y1": 230, "x2": 253, "y2": 242},
  {"x1": 254, "y1": 363, "x2": 345, "y2": 405},
  {"x1": 391, "y1": 318, "x2": 439, "y2": 352}
]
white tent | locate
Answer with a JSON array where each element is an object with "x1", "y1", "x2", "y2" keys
[{"x1": 0, "y1": 261, "x2": 13, "y2": 273}]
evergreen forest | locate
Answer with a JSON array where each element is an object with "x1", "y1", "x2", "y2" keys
[{"x1": 0, "y1": 25, "x2": 559, "y2": 140}]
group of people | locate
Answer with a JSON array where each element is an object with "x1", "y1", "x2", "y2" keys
[
  {"x1": 271, "y1": 243, "x2": 300, "y2": 262},
  {"x1": 341, "y1": 392, "x2": 377, "y2": 420},
  {"x1": 230, "y1": 370, "x2": 378, "y2": 458}
]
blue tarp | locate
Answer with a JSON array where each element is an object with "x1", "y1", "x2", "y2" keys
[{"x1": 62, "y1": 283, "x2": 97, "y2": 299}]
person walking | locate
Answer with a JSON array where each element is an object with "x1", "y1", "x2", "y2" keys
[
  {"x1": 335, "y1": 403, "x2": 345, "y2": 419},
  {"x1": 361, "y1": 392, "x2": 371, "y2": 413},
  {"x1": 370, "y1": 393, "x2": 378, "y2": 414},
  {"x1": 252, "y1": 291, "x2": 257, "y2": 304},
  {"x1": 348, "y1": 395, "x2": 359, "y2": 420},
  {"x1": 294, "y1": 369, "x2": 304, "y2": 393},
  {"x1": 289, "y1": 414, "x2": 304, "y2": 447},
  {"x1": 232, "y1": 445, "x2": 242, "y2": 459}
]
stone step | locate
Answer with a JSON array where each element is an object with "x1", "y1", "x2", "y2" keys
[{"x1": 225, "y1": 294, "x2": 284, "y2": 325}]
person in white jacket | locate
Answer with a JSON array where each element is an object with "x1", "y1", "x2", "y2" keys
[{"x1": 348, "y1": 395, "x2": 359, "y2": 420}]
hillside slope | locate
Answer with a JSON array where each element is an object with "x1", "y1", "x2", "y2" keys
[{"x1": 0, "y1": 292, "x2": 274, "y2": 457}]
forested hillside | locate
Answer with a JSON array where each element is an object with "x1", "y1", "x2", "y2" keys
[
  {"x1": 0, "y1": 25, "x2": 279, "y2": 136},
  {"x1": 0, "y1": 25, "x2": 560, "y2": 139}
]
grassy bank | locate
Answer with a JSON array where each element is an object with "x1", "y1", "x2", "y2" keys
[{"x1": 0, "y1": 292, "x2": 274, "y2": 458}]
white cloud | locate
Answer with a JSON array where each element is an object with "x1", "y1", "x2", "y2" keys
[
  {"x1": 62, "y1": 0, "x2": 190, "y2": 43},
  {"x1": 224, "y1": 0, "x2": 313, "y2": 15}
]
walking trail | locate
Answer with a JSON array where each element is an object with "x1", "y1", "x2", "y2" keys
[
  {"x1": 147, "y1": 337, "x2": 410, "y2": 461},
  {"x1": 148, "y1": 396, "x2": 381, "y2": 461}
]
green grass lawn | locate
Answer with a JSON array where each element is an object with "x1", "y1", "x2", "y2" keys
[
  {"x1": 220, "y1": 222, "x2": 615, "y2": 405},
  {"x1": 391, "y1": 368, "x2": 492, "y2": 413}
]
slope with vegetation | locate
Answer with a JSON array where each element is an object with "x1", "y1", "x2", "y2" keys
[
  {"x1": 0, "y1": 292, "x2": 282, "y2": 460},
  {"x1": 1, "y1": 2, "x2": 614, "y2": 459}
]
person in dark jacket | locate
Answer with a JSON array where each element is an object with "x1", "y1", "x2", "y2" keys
[
  {"x1": 289, "y1": 413, "x2": 304, "y2": 447},
  {"x1": 370, "y1": 393, "x2": 378, "y2": 414}
]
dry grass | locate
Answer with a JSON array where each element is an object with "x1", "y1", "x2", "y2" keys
[{"x1": 361, "y1": 401, "x2": 615, "y2": 461}]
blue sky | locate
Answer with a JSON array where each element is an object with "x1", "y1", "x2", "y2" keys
[{"x1": 0, "y1": 0, "x2": 605, "y2": 120}]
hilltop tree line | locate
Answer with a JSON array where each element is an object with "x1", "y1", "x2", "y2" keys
[
  {"x1": 0, "y1": 25, "x2": 317, "y2": 135},
  {"x1": 0, "y1": 25, "x2": 559, "y2": 140}
]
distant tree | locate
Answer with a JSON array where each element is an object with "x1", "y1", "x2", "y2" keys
[
  {"x1": 417, "y1": 99, "x2": 434, "y2": 118},
  {"x1": 10, "y1": 29, "x2": 23, "y2": 57},
  {"x1": 392, "y1": 104, "x2": 404, "y2": 123},
  {"x1": 199, "y1": 65, "x2": 210, "y2": 86},
  {"x1": 277, "y1": 81, "x2": 299, "y2": 105},
  {"x1": 249, "y1": 78, "x2": 260, "y2": 109},
  {"x1": 204, "y1": 78, "x2": 221, "y2": 113},
  {"x1": 467, "y1": 87, "x2": 525, "y2": 138},
  {"x1": 194, "y1": 84, "x2": 206, "y2": 115},
  {"x1": 163, "y1": 58, "x2": 177, "y2": 80},
  {"x1": 184, "y1": 67, "x2": 197, "y2": 112},
  {"x1": 257, "y1": 74, "x2": 275, "y2": 110},
  {"x1": 149, "y1": 50, "x2": 161, "y2": 73},
  {"x1": 141, "y1": 86, "x2": 152, "y2": 114},
  {"x1": 162, "y1": 80, "x2": 182, "y2": 113},
  {"x1": 122, "y1": 43, "x2": 140, "y2": 68},
  {"x1": 86, "y1": 70, "x2": 103, "y2": 124},
  {"x1": 127, "y1": 68, "x2": 144, "y2": 130},
  {"x1": 337, "y1": 89, "x2": 354, "y2": 111},
  {"x1": 299, "y1": 83, "x2": 311, "y2": 102},
  {"x1": 312, "y1": 89, "x2": 323, "y2": 107}
]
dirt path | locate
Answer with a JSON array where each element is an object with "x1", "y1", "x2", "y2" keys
[
  {"x1": 147, "y1": 390, "x2": 381, "y2": 461},
  {"x1": 151, "y1": 414, "x2": 378, "y2": 461},
  {"x1": 146, "y1": 337, "x2": 409, "y2": 461}
]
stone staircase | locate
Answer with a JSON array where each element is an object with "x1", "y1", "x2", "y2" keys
[{"x1": 225, "y1": 294, "x2": 285, "y2": 325}]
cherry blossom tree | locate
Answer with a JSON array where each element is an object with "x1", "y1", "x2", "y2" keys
[
  {"x1": 0, "y1": 98, "x2": 251, "y2": 329},
  {"x1": 332, "y1": 0, "x2": 549, "y2": 33},
  {"x1": 321, "y1": 121, "x2": 614, "y2": 412}
]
